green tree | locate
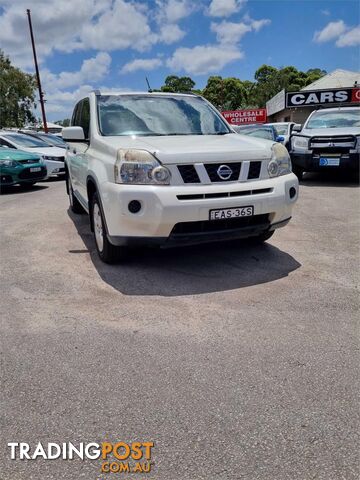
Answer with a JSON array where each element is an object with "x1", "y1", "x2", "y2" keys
[
  {"x1": 160, "y1": 75, "x2": 196, "y2": 92},
  {"x1": 0, "y1": 50, "x2": 37, "y2": 127},
  {"x1": 202, "y1": 76, "x2": 250, "y2": 110},
  {"x1": 55, "y1": 119, "x2": 70, "y2": 127}
]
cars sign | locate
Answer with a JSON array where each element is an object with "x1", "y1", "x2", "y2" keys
[
  {"x1": 222, "y1": 108, "x2": 267, "y2": 125},
  {"x1": 286, "y1": 88, "x2": 360, "y2": 107}
]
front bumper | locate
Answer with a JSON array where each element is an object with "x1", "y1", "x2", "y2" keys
[
  {"x1": 100, "y1": 174, "x2": 298, "y2": 245},
  {"x1": 290, "y1": 151, "x2": 360, "y2": 171},
  {"x1": 0, "y1": 165, "x2": 47, "y2": 186},
  {"x1": 45, "y1": 160, "x2": 65, "y2": 176}
]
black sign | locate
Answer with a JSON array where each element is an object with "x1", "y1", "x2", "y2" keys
[{"x1": 286, "y1": 88, "x2": 358, "y2": 108}]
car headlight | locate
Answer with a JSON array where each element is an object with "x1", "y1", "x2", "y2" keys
[
  {"x1": 292, "y1": 136, "x2": 309, "y2": 150},
  {"x1": 114, "y1": 149, "x2": 171, "y2": 185},
  {"x1": 268, "y1": 143, "x2": 292, "y2": 177},
  {"x1": 0, "y1": 159, "x2": 18, "y2": 167}
]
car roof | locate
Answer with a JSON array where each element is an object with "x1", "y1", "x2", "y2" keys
[
  {"x1": 92, "y1": 90, "x2": 200, "y2": 97},
  {"x1": 310, "y1": 106, "x2": 360, "y2": 113}
]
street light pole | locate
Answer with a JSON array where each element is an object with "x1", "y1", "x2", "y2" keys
[{"x1": 26, "y1": 9, "x2": 48, "y2": 133}]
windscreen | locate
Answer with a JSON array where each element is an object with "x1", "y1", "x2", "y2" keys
[
  {"x1": 273, "y1": 124, "x2": 288, "y2": 135},
  {"x1": 306, "y1": 109, "x2": 360, "y2": 129},
  {"x1": 3, "y1": 133, "x2": 49, "y2": 148},
  {"x1": 97, "y1": 95, "x2": 231, "y2": 136}
]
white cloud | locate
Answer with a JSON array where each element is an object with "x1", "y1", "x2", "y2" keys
[
  {"x1": 121, "y1": 58, "x2": 163, "y2": 73},
  {"x1": 313, "y1": 20, "x2": 347, "y2": 43},
  {"x1": 208, "y1": 0, "x2": 247, "y2": 18},
  {"x1": 42, "y1": 52, "x2": 111, "y2": 90},
  {"x1": 211, "y1": 17, "x2": 270, "y2": 44},
  {"x1": 313, "y1": 19, "x2": 360, "y2": 48},
  {"x1": 156, "y1": 0, "x2": 193, "y2": 23},
  {"x1": 166, "y1": 44, "x2": 243, "y2": 75},
  {"x1": 321, "y1": 9, "x2": 330, "y2": 16},
  {"x1": 336, "y1": 25, "x2": 360, "y2": 47},
  {"x1": 81, "y1": 0, "x2": 157, "y2": 51},
  {"x1": 159, "y1": 24, "x2": 186, "y2": 44}
]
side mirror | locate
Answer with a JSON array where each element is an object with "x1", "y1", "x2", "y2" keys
[
  {"x1": 292, "y1": 124, "x2": 302, "y2": 133},
  {"x1": 62, "y1": 126, "x2": 86, "y2": 142},
  {"x1": 276, "y1": 135, "x2": 285, "y2": 142}
]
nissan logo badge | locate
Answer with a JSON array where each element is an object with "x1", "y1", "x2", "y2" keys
[{"x1": 217, "y1": 165, "x2": 233, "y2": 180}]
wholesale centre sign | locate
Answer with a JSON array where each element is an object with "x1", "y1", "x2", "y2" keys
[
  {"x1": 222, "y1": 108, "x2": 267, "y2": 125},
  {"x1": 286, "y1": 88, "x2": 360, "y2": 107}
]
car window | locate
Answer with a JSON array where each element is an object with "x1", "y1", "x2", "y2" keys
[
  {"x1": 306, "y1": 109, "x2": 360, "y2": 129},
  {"x1": 1, "y1": 133, "x2": 48, "y2": 148},
  {"x1": 273, "y1": 125, "x2": 288, "y2": 135},
  {"x1": 97, "y1": 95, "x2": 231, "y2": 136},
  {"x1": 79, "y1": 98, "x2": 90, "y2": 138},
  {"x1": 71, "y1": 101, "x2": 82, "y2": 127},
  {"x1": 0, "y1": 138, "x2": 16, "y2": 148}
]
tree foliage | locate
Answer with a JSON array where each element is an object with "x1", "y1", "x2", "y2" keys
[
  {"x1": 160, "y1": 75, "x2": 196, "y2": 93},
  {"x1": 160, "y1": 66, "x2": 326, "y2": 110},
  {"x1": 0, "y1": 50, "x2": 37, "y2": 127}
]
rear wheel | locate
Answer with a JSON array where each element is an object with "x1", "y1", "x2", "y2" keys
[
  {"x1": 91, "y1": 191, "x2": 126, "y2": 264},
  {"x1": 67, "y1": 174, "x2": 84, "y2": 214}
]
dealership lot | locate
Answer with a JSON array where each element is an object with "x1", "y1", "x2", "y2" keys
[{"x1": 0, "y1": 174, "x2": 359, "y2": 479}]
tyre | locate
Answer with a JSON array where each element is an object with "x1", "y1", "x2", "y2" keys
[
  {"x1": 67, "y1": 174, "x2": 85, "y2": 214},
  {"x1": 251, "y1": 230, "x2": 275, "y2": 244},
  {"x1": 292, "y1": 165, "x2": 304, "y2": 181},
  {"x1": 91, "y1": 191, "x2": 126, "y2": 264}
]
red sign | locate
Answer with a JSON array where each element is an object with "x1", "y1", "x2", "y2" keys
[
  {"x1": 222, "y1": 108, "x2": 267, "y2": 125},
  {"x1": 351, "y1": 88, "x2": 360, "y2": 103}
]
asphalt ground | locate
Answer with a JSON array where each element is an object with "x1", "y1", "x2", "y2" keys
[{"x1": 0, "y1": 171, "x2": 359, "y2": 480}]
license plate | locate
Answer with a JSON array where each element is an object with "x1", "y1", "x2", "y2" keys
[
  {"x1": 30, "y1": 167, "x2": 41, "y2": 172},
  {"x1": 319, "y1": 157, "x2": 340, "y2": 167},
  {"x1": 210, "y1": 206, "x2": 254, "y2": 220}
]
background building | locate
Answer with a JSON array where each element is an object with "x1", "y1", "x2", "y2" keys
[{"x1": 266, "y1": 69, "x2": 360, "y2": 124}]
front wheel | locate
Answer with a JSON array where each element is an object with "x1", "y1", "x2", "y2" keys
[{"x1": 91, "y1": 192, "x2": 126, "y2": 264}]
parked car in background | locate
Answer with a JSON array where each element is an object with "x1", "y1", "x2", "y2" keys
[
  {"x1": 0, "y1": 146, "x2": 47, "y2": 188},
  {"x1": 266, "y1": 122, "x2": 295, "y2": 149},
  {"x1": 63, "y1": 91, "x2": 298, "y2": 264},
  {"x1": 19, "y1": 131, "x2": 68, "y2": 149},
  {"x1": 233, "y1": 124, "x2": 283, "y2": 142},
  {"x1": 290, "y1": 106, "x2": 360, "y2": 179},
  {"x1": 0, "y1": 131, "x2": 65, "y2": 177}
]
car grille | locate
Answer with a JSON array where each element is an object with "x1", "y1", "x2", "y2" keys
[
  {"x1": 177, "y1": 160, "x2": 263, "y2": 184},
  {"x1": 18, "y1": 166, "x2": 47, "y2": 179},
  {"x1": 171, "y1": 214, "x2": 270, "y2": 235},
  {"x1": 17, "y1": 158, "x2": 41, "y2": 164},
  {"x1": 310, "y1": 136, "x2": 356, "y2": 151},
  {"x1": 177, "y1": 187, "x2": 273, "y2": 200},
  {"x1": 177, "y1": 165, "x2": 200, "y2": 183},
  {"x1": 204, "y1": 162, "x2": 242, "y2": 182},
  {"x1": 247, "y1": 161, "x2": 262, "y2": 179}
]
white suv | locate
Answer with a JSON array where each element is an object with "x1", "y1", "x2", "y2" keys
[{"x1": 63, "y1": 92, "x2": 298, "y2": 263}]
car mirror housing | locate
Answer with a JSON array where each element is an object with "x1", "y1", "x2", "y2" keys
[
  {"x1": 62, "y1": 126, "x2": 86, "y2": 142},
  {"x1": 276, "y1": 135, "x2": 285, "y2": 142},
  {"x1": 292, "y1": 124, "x2": 302, "y2": 133}
]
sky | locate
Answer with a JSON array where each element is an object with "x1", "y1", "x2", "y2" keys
[{"x1": 0, "y1": 0, "x2": 359, "y2": 121}]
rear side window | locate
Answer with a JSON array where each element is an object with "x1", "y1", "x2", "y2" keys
[{"x1": 71, "y1": 98, "x2": 90, "y2": 138}]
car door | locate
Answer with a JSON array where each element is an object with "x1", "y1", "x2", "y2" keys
[{"x1": 68, "y1": 99, "x2": 90, "y2": 203}]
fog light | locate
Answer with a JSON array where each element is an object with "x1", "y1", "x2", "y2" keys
[
  {"x1": 289, "y1": 186, "x2": 296, "y2": 199},
  {"x1": 128, "y1": 200, "x2": 141, "y2": 213}
]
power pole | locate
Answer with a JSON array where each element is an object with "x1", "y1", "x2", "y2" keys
[{"x1": 26, "y1": 9, "x2": 48, "y2": 133}]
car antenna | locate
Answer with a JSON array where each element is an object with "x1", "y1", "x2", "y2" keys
[{"x1": 146, "y1": 77, "x2": 152, "y2": 93}]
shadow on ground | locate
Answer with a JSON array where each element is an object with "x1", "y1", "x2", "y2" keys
[
  {"x1": 301, "y1": 170, "x2": 359, "y2": 188},
  {"x1": 0, "y1": 184, "x2": 48, "y2": 195},
  {"x1": 68, "y1": 210, "x2": 301, "y2": 296}
]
